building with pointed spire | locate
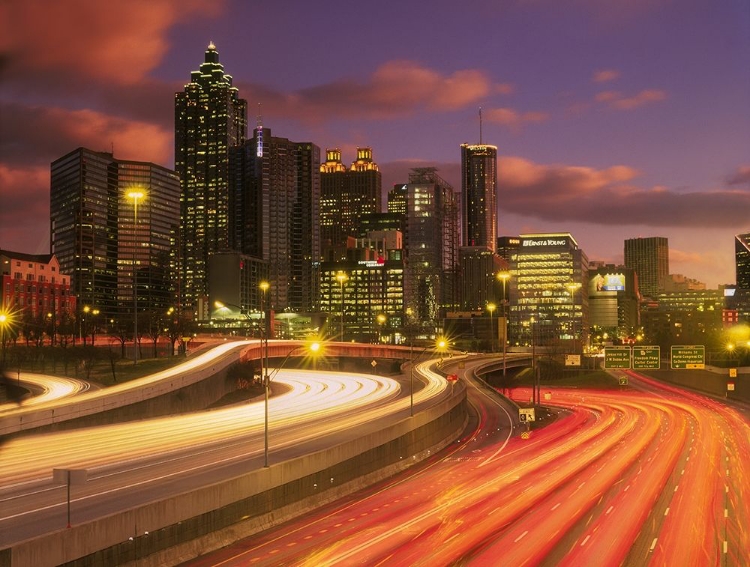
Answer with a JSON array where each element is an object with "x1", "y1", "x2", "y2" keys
[{"x1": 175, "y1": 42, "x2": 247, "y2": 316}]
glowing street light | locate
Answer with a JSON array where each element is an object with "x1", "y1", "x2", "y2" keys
[
  {"x1": 495, "y1": 271, "x2": 512, "y2": 376},
  {"x1": 487, "y1": 302, "x2": 497, "y2": 353},
  {"x1": 335, "y1": 272, "x2": 348, "y2": 340},
  {"x1": 264, "y1": 339, "x2": 322, "y2": 466},
  {"x1": 0, "y1": 311, "x2": 9, "y2": 365},
  {"x1": 127, "y1": 189, "x2": 145, "y2": 365},
  {"x1": 409, "y1": 336, "x2": 448, "y2": 417},
  {"x1": 567, "y1": 282, "x2": 582, "y2": 351}
]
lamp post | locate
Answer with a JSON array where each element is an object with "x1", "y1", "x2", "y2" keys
[
  {"x1": 409, "y1": 336, "x2": 448, "y2": 417},
  {"x1": 496, "y1": 271, "x2": 511, "y2": 375},
  {"x1": 486, "y1": 302, "x2": 496, "y2": 353},
  {"x1": 376, "y1": 313, "x2": 386, "y2": 344},
  {"x1": 567, "y1": 282, "x2": 581, "y2": 352},
  {"x1": 0, "y1": 312, "x2": 8, "y2": 366},
  {"x1": 335, "y1": 272, "x2": 348, "y2": 341},
  {"x1": 263, "y1": 340, "x2": 320, "y2": 466},
  {"x1": 258, "y1": 281, "x2": 271, "y2": 467},
  {"x1": 127, "y1": 190, "x2": 144, "y2": 365}
]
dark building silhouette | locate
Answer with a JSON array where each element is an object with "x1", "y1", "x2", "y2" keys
[
  {"x1": 624, "y1": 237, "x2": 669, "y2": 298},
  {"x1": 461, "y1": 143, "x2": 497, "y2": 252},
  {"x1": 229, "y1": 125, "x2": 320, "y2": 312}
]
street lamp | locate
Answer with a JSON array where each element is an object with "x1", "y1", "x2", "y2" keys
[
  {"x1": 409, "y1": 336, "x2": 448, "y2": 417},
  {"x1": 127, "y1": 189, "x2": 145, "y2": 365},
  {"x1": 376, "y1": 313, "x2": 386, "y2": 344},
  {"x1": 495, "y1": 271, "x2": 511, "y2": 376},
  {"x1": 264, "y1": 340, "x2": 321, "y2": 466},
  {"x1": 258, "y1": 280, "x2": 271, "y2": 466},
  {"x1": 567, "y1": 282, "x2": 581, "y2": 351},
  {"x1": 486, "y1": 302, "x2": 496, "y2": 353},
  {"x1": 335, "y1": 272, "x2": 348, "y2": 340},
  {"x1": 0, "y1": 312, "x2": 9, "y2": 366}
]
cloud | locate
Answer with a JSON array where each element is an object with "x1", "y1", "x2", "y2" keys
[
  {"x1": 0, "y1": 164, "x2": 50, "y2": 253},
  {"x1": 498, "y1": 156, "x2": 750, "y2": 228},
  {"x1": 726, "y1": 166, "x2": 750, "y2": 186},
  {"x1": 595, "y1": 89, "x2": 667, "y2": 110},
  {"x1": 0, "y1": 102, "x2": 172, "y2": 167},
  {"x1": 484, "y1": 108, "x2": 549, "y2": 132},
  {"x1": 592, "y1": 69, "x2": 620, "y2": 83},
  {"x1": 0, "y1": 0, "x2": 224, "y2": 86},
  {"x1": 241, "y1": 60, "x2": 501, "y2": 123}
]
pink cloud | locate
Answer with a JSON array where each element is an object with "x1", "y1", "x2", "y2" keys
[
  {"x1": 0, "y1": 0, "x2": 225, "y2": 86},
  {"x1": 497, "y1": 156, "x2": 750, "y2": 228},
  {"x1": 0, "y1": 164, "x2": 50, "y2": 254},
  {"x1": 595, "y1": 89, "x2": 667, "y2": 110},
  {"x1": 484, "y1": 108, "x2": 550, "y2": 132},
  {"x1": 592, "y1": 69, "x2": 620, "y2": 83},
  {"x1": 726, "y1": 165, "x2": 750, "y2": 186},
  {"x1": 241, "y1": 60, "x2": 500, "y2": 122}
]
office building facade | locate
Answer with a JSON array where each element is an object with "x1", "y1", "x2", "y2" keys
[
  {"x1": 509, "y1": 233, "x2": 589, "y2": 347},
  {"x1": 624, "y1": 237, "x2": 669, "y2": 298},
  {"x1": 461, "y1": 143, "x2": 497, "y2": 252},
  {"x1": 736, "y1": 233, "x2": 750, "y2": 290},
  {"x1": 320, "y1": 148, "x2": 382, "y2": 249},
  {"x1": 175, "y1": 42, "x2": 247, "y2": 313},
  {"x1": 50, "y1": 148, "x2": 180, "y2": 323},
  {"x1": 229, "y1": 127, "x2": 320, "y2": 313}
]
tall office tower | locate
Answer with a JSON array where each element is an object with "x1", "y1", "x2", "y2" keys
[
  {"x1": 461, "y1": 143, "x2": 497, "y2": 252},
  {"x1": 320, "y1": 148, "x2": 382, "y2": 249},
  {"x1": 50, "y1": 148, "x2": 180, "y2": 323},
  {"x1": 736, "y1": 233, "x2": 750, "y2": 290},
  {"x1": 624, "y1": 237, "x2": 669, "y2": 298},
  {"x1": 229, "y1": 126, "x2": 320, "y2": 312},
  {"x1": 387, "y1": 184, "x2": 408, "y2": 215},
  {"x1": 400, "y1": 168, "x2": 460, "y2": 326},
  {"x1": 509, "y1": 233, "x2": 589, "y2": 346},
  {"x1": 175, "y1": 42, "x2": 247, "y2": 313}
]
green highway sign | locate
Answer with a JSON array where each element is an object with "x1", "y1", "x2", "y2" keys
[
  {"x1": 604, "y1": 346, "x2": 631, "y2": 369},
  {"x1": 670, "y1": 345, "x2": 705, "y2": 369},
  {"x1": 633, "y1": 346, "x2": 660, "y2": 370}
]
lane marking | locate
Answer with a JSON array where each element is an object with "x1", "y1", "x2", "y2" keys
[
  {"x1": 581, "y1": 535, "x2": 591, "y2": 546},
  {"x1": 650, "y1": 538, "x2": 658, "y2": 551},
  {"x1": 514, "y1": 531, "x2": 528, "y2": 543}
]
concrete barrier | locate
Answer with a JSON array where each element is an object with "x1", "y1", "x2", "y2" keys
[{"x1": 4, "y1": 386, "x2": 467, "y2": 567}]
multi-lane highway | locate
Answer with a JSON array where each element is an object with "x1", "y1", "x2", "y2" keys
[
  {"x1": 181, "y1": 365, "x2": 750, "y2": 566},
  {"x1": 0, "y1": 362, "x2": 454, "y2": 548},
  {"x1": 0, "y1": 372, "x2": 97, "y2": 411}
]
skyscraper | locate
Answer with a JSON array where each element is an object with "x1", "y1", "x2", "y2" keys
[
  {"x1": 50, "y1": 148, "x2": 180, "y2": 322},
  {"x1": 460, "y1": 143, "x2": 497, "y2": 252},
  {"x1": 175, "y1": 42, "x2": 247, "y2": 313},
  {"x1": 229, "y1": 126, "x2": 320, "y2": 312},
  {"x1": 735, "y1": 233, "x2": 750, "y2": 290},
  {"x1": 624, "y1": 237, "x2": 669, "y2": 298},
  {"x1": 320, "y1": 148, "x2": 382, "y2": 249},
  {"x1": 393, "y1": 168, "x2": 459, "y2": 326}
]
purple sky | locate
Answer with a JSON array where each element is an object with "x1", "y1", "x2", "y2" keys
[{"x1": 1, "y1": 0, "x2": 749, "y2": 288}]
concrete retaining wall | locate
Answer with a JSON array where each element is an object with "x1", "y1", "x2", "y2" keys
[{"x1": 4, "y1": 387, "x2": 467, "y2": 567}]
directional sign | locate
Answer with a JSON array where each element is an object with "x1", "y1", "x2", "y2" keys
[
  {"x1": 633, "y1": 346, "x2": 660, "y2": 370},
  {"x1": 565, "y1": 354, "x2": 581, "y2": 367},
  {"x1": 604, "y1": 346, "x2": 631, "y2": 369},
  {"x1": 670, "y1": 345, "x2": 705, "y2": 369},
  {"x1": 519, "y1": 408, "x2": 536, "y2": 422},
  {"x1": 618, "y1": 377, "x2": 629, "y2": 386}
]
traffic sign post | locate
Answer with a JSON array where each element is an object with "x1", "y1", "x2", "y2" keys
[
  {"x1": 519, "y1": 408, "x2": 535, "y2": 422},
  {"x1": 618, "y1": 377, "x2": 629, "y2": 386},
  {"x1": 670, "y1": 345, "x2": 705, "y2": 369},
  {"x1": 604, "y1": 346, "x2": 631, "y2": 369},
  {"x1": 633, "y1": 346, "x2": 660, "y2": 370}
]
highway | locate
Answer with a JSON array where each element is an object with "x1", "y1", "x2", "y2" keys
[
  {"x1": 0, "y1": 361, "x2": 452, "y2": 548},
  {"x1": 0, "y1": 372, "x2": 97, "y2": 411},
  {"x1": 181, "y1": 365, "x2": 750, "y2": 566}
]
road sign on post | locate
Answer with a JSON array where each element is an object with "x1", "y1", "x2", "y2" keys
[
  {"x1": 519, "y1": 408, "x2": 536, "y2": 422},
  {"x1": 633, "y1": 346, "x2": 660, "y2": 369},
  {"x1": 604, "y1": 346, "x2": 631, "y2": 369},
  {"x1": 670, "y1": 345, "x2": 705, "y2": 369}
]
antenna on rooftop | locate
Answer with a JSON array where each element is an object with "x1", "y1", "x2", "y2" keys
[{"x1": 479, "y1": 107, "x2": 483, "y2": 144}]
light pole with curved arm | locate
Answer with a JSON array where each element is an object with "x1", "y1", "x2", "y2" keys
[
  {"x1": 127, "y1": 190, "x2": 145, "y2": 365},
  {"x1": 335, "y1": 272, "x2": 348, "y2": 340},
  {"x1": 263, "y1": 340, "x2": 321, "y2": 466},
  {"x1": 409, "y1": 336, "x2": 448, "y2": 417},
  {"x1": 496, "y1": 271, "x2": 511, "y2": 375}
]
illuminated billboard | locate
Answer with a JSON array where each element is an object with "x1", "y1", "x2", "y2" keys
[{"x1": 590, "y1": 272, "x2": 626, "y2": 294}]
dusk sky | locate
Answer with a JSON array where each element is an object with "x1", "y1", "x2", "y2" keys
[{"x1": 1, "y1": 0, "x2": 748, "y2": 288}]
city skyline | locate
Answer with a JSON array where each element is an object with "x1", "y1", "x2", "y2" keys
[{"x1": 1, "y1": 0, "x2": 749, "y2": 288}]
